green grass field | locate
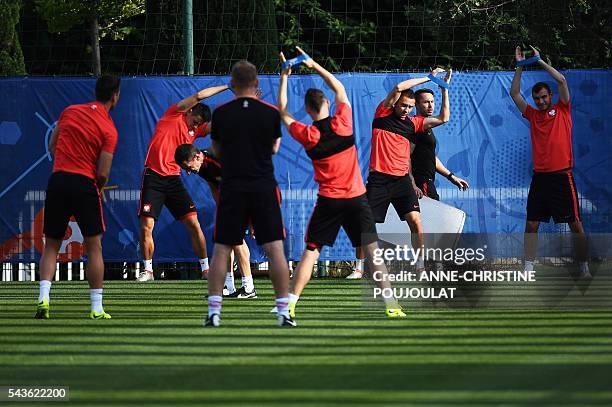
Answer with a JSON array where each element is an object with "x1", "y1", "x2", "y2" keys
[{"x1": 1, "y1": 279, "x2": 612, "y2": 406}]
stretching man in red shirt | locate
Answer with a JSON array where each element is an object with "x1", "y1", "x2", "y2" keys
[
  {"x1": 138, "y1": 84, "x2": 229, "y2": 281},
  {"x1": 362, "y1": 68, "x2": 451, "y2": 272},
  {"x1": 510, "y1": 46, "x2": 590, "y2": 278},
  {"x1": 36, "y1": 75, "x2": 121, "y2": 319},
  {"x1": 278, "y1": 47, "x2": 405, "y2": 318}
]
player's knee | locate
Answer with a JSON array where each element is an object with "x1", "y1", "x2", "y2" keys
[
  {"x1": 405, "y1": 215, "x2": 422, "y2": 231},
  {"x1": 83, "y1": 235, "x2": 103, "y2": 252}
]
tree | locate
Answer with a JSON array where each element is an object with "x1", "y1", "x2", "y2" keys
[
  {"x1": 0, "y1": 0, "x2": 26, "y2": 75},
  {"x1": 196, "y1": 0, "x2": 280, "y2": 73},
  {"x1": 35, "y1": 0, "x2": 145, "y2": 74}
]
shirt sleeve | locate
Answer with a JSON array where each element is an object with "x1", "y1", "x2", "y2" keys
[
  {"x1": 195, "y1": 122, "x2": 209, "y2": 139},
  {"x1": 274, "y1": 109, "x2": 282, "y2": 139},
  {"x1": 210, "y1": 111, "x2": 219, "y2": 141},
  {"x1": 164, "y1": 103, "x2": 181, "y2": 118},
  {"x1": 556, "y1": 99, "x2": 571, "y2": 113},
  {"x1": 289, "y1": 121, "x2": 321, "y2": 150},
  {"x1": 330, "y1": 103, "x2": 353, "y2": 136},
  {"x1": 102, "y1": 126, "x2": 118, "y2": 154},
  {"x1": 522, "y1": 105, "x2": 536, "y2": 121},
  {"x1": 374, "y1": 100, "x2": 393, "y2": 119},
  {"x1": 409, "y1": 115, "x2": 425, "y2": 133}
]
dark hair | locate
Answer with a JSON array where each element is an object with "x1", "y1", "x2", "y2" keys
[
  {"x1": 95, "y1": 75, "x2": 121, "y2": 102},
  {"x1": 174, "y1": 143, "x2": 200, "y2": 168},
  {"x1": 414, "y1": 88, "x2": 434, "y2": 102},
  {"x1": 304, "y1": 88, "x2": 326, "y2": 113},
  {"x1": 190, "y1": 103, "x2": 211, "y2": 122},
  {"x1": 532, "y1": 82, "x2": 552, "y2": 94},
  {"x1": 398, "y1": 89, "x2": 415, "y2": 99},
  {"x1": 231, "y1": 60, "x2": 258, "y2": 90}
]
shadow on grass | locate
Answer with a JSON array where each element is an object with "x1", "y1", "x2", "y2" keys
[{"x1": 1, "y1": 363, "x2": 612, "y2": 405}]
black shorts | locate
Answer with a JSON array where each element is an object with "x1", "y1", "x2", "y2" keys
[
  {"x1": 138, "y1": 168, "x2": 196, "y2": 221},
  {"x1": 366, "y1": 171, "x2": 420, "y2": 223},
  {"x1": 415, "y1": 176, "x2": 440, "y2": 201},
  {"x1": 305, "y1": 194, "x2": 378, "y2": 248},
  {"x1": 527, "y1": 171, "x2": 581, "y2": 224},
  {"x1": 43, "y1": 172, "x2": 104, "y2": 238},
  {"x1": 197, "y1": 150, "x2": 222, "y2": 188},
  {"x1": 214, "y1": 186, "x2": 285, "y2": 246}
]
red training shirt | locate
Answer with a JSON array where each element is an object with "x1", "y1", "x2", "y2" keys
[
  {"x1": 289, "y1": 103, "x2": 365, "y2": 199},
  {"x1": 522, "y1": 100, "x2": 573, "y2": 172},
  {"x1": 370, "y1": 101, "x2": 425, "y2": 176},
  {"x1": 144, "y1": 104, "x2": 207, "y2": 176},
  {"x1": 53, "y1": 101, "x2": 118, "y2": 181}
]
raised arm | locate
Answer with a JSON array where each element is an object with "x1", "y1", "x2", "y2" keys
[
  {"x1": 176, "y1": 85, "x2": 230, "y2": 112},
  {"x1": 278, "y1": 52, "x2": 296, "y2": 128},
  {"x1": 383, "y1": 67, "x2": 444, "y2": 108},
  {"x1": 295, "y1": 46, "x2": 349, "y2": 107},
  {"x1": 423, "y1": 69, "x2": 452, "y2": 131},
  {"x1": 532, "y1": 46, "x2": 569, "y2": 103},
  {"x1": 510, "y1": 47, "x2": 528, "y2": 113}
]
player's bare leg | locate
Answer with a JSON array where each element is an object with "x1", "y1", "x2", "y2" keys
[
  {"x1": 182, "y1": 215, "x2": 209, "y2": 277},
  {"x1": 84, "y1": 234, "x2": 111, "y2": 318},
  {"x1": 262, "y1": 240, "x2": 295, "y2": 326},
  {"x1": 524, "y1": 221, "x2": 539, "y2": 272},
  {"x1": 404, "y1": 211, "x2": 425, "y2": 272},
  {"x1": 35, "y1": 237, "x2": 62, "y2": 319},
  {"x1": 138, "y1": 216, "x2": 155, "y2": 281},
  {"x1": 569, "y1": 220, "x2": 591, "y2": 278},
  {"x1": 204, "y1": 243, "x2": 232, "y2": 327}
]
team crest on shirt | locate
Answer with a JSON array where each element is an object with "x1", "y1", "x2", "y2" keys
[
  {"x1": 548, "y1": 109, "x2": 556, "y2": 117},
  {"x1": 90, "y1": 104, "x2": 97, "y2": 110},
  {"x1": 243, "y1": 100, "x2": 249, "y2": 108},
  {"x1": 143, "y1": 204, "x2": 151, "y2": 213},
  {"x1": 188, "y1": 130, "x2": 195, "y2": 137}
]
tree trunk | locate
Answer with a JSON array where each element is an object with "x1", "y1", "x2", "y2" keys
[{"x1": 90, "y1": 13, "x2": 101, "y2": 76}]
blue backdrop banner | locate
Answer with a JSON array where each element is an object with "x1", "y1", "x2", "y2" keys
[{"x1": 0, "y1": 71, "x2": 610, "y2": 262}]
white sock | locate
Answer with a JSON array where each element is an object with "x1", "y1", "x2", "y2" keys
[
  {"x1": 383, "y1": 295, "x2": 399, "y2": 309},
  {"x1": 224, "y1": 271, "x2": 236, "y2": 293},
  {"x1": 415, "y1": 258, "x2": 425, "y2": 270},
  {"x1": 276, "y1": 297, "x2": 290, "y2": 318},
  {"x1": 199, "y1": 258, "x2": 209, "y2": 272},
  {"x1": 208, "y1": 295, "x2": 222, "y2": 317},
  {"x1": 579, "y1": 262, "x2": 590, "y2": 273},
  {"x1": 355, "y1": 259, "x2": 364, "y2": 272},
  {"x1": 289, "y1": 293, "x2": 299, "y2": 305},
  {"x1": 524, "y1": 260, "x2": 535, "y2": 272},
  {"x1": 143, "y1": 259, "x2": 153, "y2": 272},
  {"x1": 38, "y1": 280, "x2": 51, "y2": 303},
  {"x1": 242, "y1": 276, "x2": 254, "y2": 292},
  {"x1": 90, "y1": 288, "x2": 103, "y2": 313}
]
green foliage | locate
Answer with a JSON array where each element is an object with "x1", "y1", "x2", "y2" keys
[
  {"x1": 35, "y1": 0, "x2": 145, "y2": 40},
  {"x1": 196, "y1": 0, "x2": 279, "y2": 73},
  {"x1": 0, "y1": 0, "x2": 26, "y2": 75}
]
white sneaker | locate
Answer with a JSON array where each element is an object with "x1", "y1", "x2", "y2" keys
[
  {"x1": 203, "y1": 314, "x2": 221, "y2": 327},
  {"x1": 137, "y1": 271, "x2": 154, "y2": 282},
  {"x1": 270, "y1": 306, "x2": 278, "y2": 313},
  {"x1": 345, "y1": 270, "x2": 363, "y2": 279}
]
